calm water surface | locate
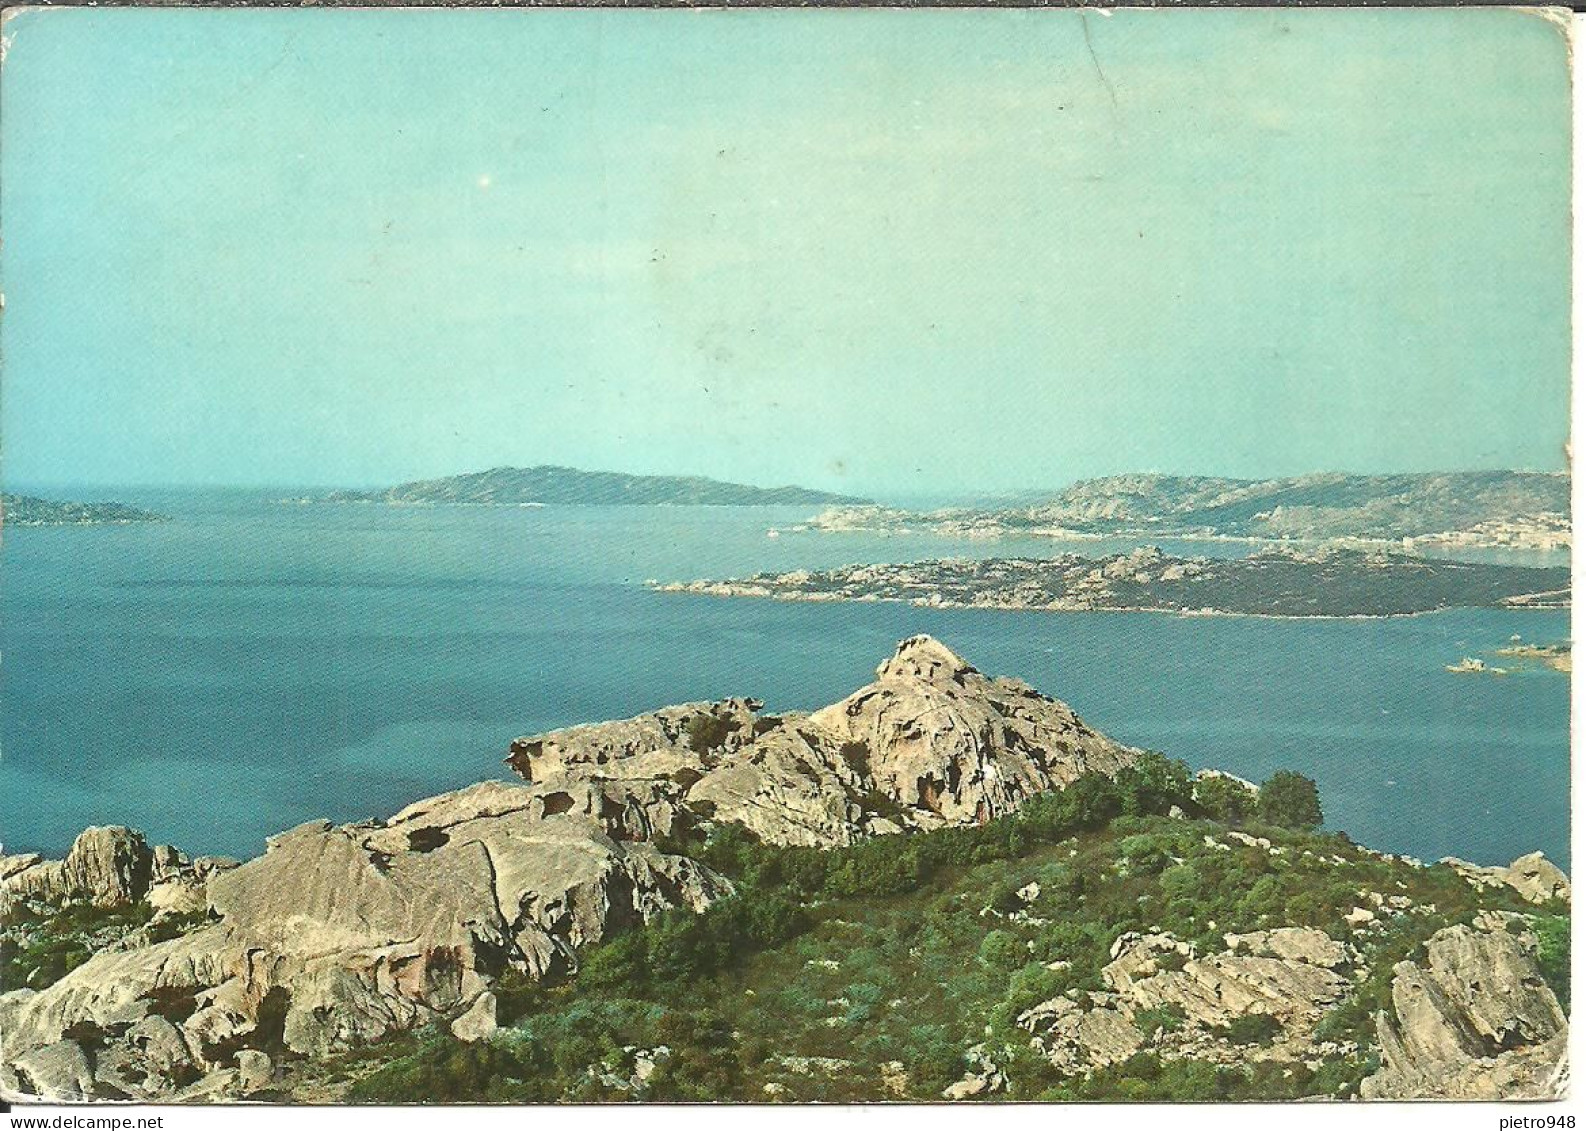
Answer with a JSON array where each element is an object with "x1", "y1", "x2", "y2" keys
[{"x1": 1, "y1": 491, "x2": 1570, "y2": 868}]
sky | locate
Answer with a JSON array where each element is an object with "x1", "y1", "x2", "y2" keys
[{"x1": 0, "y1": 7, "x2": 1572, "y2": 496}]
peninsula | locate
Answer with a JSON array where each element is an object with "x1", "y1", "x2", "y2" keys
[
  {"x1": 803, "y1": 471, "x2": 1569, "y2": 552},
  {"x1": 653, "y1": 546, "x2": 1570, "y2": 618},
  {"x1": 2, "y1": 494, "x2": 169, "y2": 528},
  {"x1": 0, "y1": 637, "x2": 1568, "y2": 1104},
  {"x1": 304, "y1": 466, "x2": 870, "y2": 508}
]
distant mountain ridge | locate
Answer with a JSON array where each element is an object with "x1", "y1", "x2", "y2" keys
[
  {"x1": 809, "y1": 471, "x2": 1569, "y2": 549},
  {"x1": 313, "y1": 466, "x2": 870, "y2": 507}
]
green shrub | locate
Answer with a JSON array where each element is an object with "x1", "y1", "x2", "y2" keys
[
  {"x1": 1194, "y1": 774, "x2": 1256, "y2": 824},
  {"x1": 1257, "y1": 771, "x2": 1324, "y2": 830},
  {"x1": 842, "y1": 982, "x2": 886, "y2": 1023},
  {"x1": 987, "y1": 880, "x2": 1025, "y2": 915},
  {"x1": 1115, "y1": 753, "x2": 1196, "y2": 818},
  {"x1": 1132, "y1": 1003, "x2": 1188, "y2": 1036},
  {"x1": 1216, "y1": 1012, "x2": 1283, "y2": 1046},
  {"x1": 1530, "y1": 913, "x2": 1570, "y2": 1011}
]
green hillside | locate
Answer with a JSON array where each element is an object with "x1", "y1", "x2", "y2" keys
[{"x1": 335, "y1": 760, "x2": 1566, "y2": 1103}]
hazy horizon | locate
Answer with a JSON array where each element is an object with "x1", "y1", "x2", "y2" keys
[
  {"x1": 1, "y1": 8, "x2": 1571, "y2": 496},
  {"x1": 2, "y1": 462, "x2": 1569, "y2": 511}
]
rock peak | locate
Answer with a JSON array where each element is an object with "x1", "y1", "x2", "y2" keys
[{"x1": 877, "y1": 634, "x2": 976, "y2": 683}]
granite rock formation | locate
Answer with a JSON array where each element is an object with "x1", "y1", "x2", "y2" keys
[
  {"x1": 507, "y1": 635, "x2": 1140, "y2": 846},
  {"x1": 1362, "y1": 915, "x2": 1567, "y2": 1099},
  {"x1": 0, "y1": 637, "x2": 1569, "y2": 1104},
  {"x1": 1441, "y1": 852, "x2": 1572, "y2": 906}
]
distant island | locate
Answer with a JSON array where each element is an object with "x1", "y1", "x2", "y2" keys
[
  {"x1": 300, "y1": 466, "x2": 871, "y2": 508},
  {"x1": 802, "y1": 471, "x2": 1570, "y2": 552},
  {"x1": 2, "y1": 493, "x2": 169, "y2": 528},
  {"x1": 653, "y1": 545, "x2": 1570, "y2": 618},
  {"x1": 1495, "y1": 640, "x2": 1572, "y2": 673}
]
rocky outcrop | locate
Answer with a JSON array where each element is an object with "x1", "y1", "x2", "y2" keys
[
  {"x1": 806, "y1": 636, "x2": 1138, "y2": 825},
  {"x1": 2, "y1": 827, "x2": 237, "y2": 916},
  {"x1": 3, "y1": 827, "x2": 153, "y2": 909},
  {"x1": 505, "y1": 635, "x2": 1139, "y2": 846},
  {"x1": 1020, "y1": 928, "x2": 1357, "y2": 1073},
  {"x1": 3, "y1": 636, "x2": 1140, "y2": 1102},
  {"x1": 1362, "y1": 917, "x2": 1567, "y2": 1100},
  {"x1": 2, "y1": 781, "x2": 729, "y2": 1100},
  {"x1": 1441, "y1": 853, "x2": 1571, "y2": 906},
  {"x1": 4, "y1": 635, "x2": 1566, "y2": 1104}
]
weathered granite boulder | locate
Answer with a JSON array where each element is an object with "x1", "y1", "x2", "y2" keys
[
  {"x1": 506, "y1": 698, "x2": 765, "y2": 782},
  {"x1": 9, "y1": 1040, "x2": 98, "y2": 1102},
  {"x1": 1, "y1": 829, "x2": 238, "y2": 918},
  {"x1": 1022, "y1": 928, "x2": 1358, "y2": 1075},
  {"x1": 0, "y1": 852, "x2": 43, "y2": 882},
  {"x1": 683, "y1": 717, "x2": 893, "y2": 847},
  {"x1": 2, "y1": 827, "x2": 153, "y2": 908},
  {"x1": 1017, "y1": 993, "x2": 1145, "y2": 1073},
  {"x1": 1443, "y1": 852, "x2": 1571, "y2": 906},
  {"x1": 1362, "y1": 921, "x2": 1567, "y2": 1099},
  {"x1": 234, "y1": 1050, "x2": 275, "y2": 1094},
  {"x1": 1222, "y1": 926, "x2": 1351, "y2": 969},
  {"x1": 807, "y1": 636, "x2": 1138, "y2": 825},
  {"x1": 2, "y1": 780, "x2": 730, "y2": 1100},
  {"x1": 450, "y1": 991, "x2": 499, "y2": 1043},
  {"x1": 1104, "y1": 931, "x2": 1352, "y2": 1038}
]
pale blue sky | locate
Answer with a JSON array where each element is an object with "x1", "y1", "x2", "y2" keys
[{"x1": 0, "y1": 7, "x2": 1571, "y2": 495}]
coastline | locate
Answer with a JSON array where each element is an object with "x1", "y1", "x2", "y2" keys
[{"x1": 648, "y1": 584, "x2": 1570, "y2": 622}]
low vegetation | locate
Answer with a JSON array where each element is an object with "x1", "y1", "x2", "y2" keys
[
  {"x1": 1, "y1": 900, "x2": 214, "y2": 994},
  {"x1": 1, "y1": 901, "x2": 153, "y2": 991},
  {"x1": 340, "y1": 760, "x2": 1561, "y2": 1103}
]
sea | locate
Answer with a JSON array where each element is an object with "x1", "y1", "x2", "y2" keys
[{"x1": 0, "y1": 488, "x2": 1571, "y2": 870}]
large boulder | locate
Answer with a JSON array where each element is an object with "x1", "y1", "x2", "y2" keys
[
  {"x1": 1442, "y1": 852, "x2": 1571, "y2": 906},
  {"x1": 2, "y1": 827, "x2": 153, "y2": 908},
  {"x1": 9, "y1": 1040, "x2": 98, "y2": 1102},
  {"x1": 1362, "y1": 920, "x2": 1567, "y2": 1100},
  {"x1": 1, "y1": 829, "x2": 237, "y2": 916},
  {"x1": 807, "y1": 636, "x2": 1138, "y2": 825},
  {"x1": 2, "y1": 780, "x2": 730, "y2": 1098}
]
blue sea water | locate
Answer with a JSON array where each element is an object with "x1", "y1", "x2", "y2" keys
[{"x1": 0, "y1": 490, "x2": 1570, "y2": 870}]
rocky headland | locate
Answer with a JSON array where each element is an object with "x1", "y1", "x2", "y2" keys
[
  {"x1": 2, "y1": 494, "x2": 169, "y2": 528},
  {"x1": 653, "y1": 546, "x2": 1570, "y2": 618},
  {"x1": 0, "y1": 637, "x2": 1569, "y2": 1104},
  {"x1": 799, "y1": 471, "x2": 1570, "y2": 552}
]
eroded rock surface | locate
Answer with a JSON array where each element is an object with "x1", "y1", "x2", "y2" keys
[
  {"x1": 1362, "y1": 919, "x2": 1567, "y2": 1100},
  {"x1": 506, "y1": 635, "x2": 1140, "y2": 846},
  {"x1": 2, "y1": 783, "x2": 729, "y2": 1100},
  {"x1": 1, "y1": 636, "x2": 1567, "y2": 1104},
  {"x1": 2, "y1": 827, "x2": 236, "y2": 916},
  {"x1": 1441, "y1": 853, "x2": 1571, "y2": 906},
  {"x1": 1021, "y1": 928, "x2": 1358, "y2": 1074}
]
